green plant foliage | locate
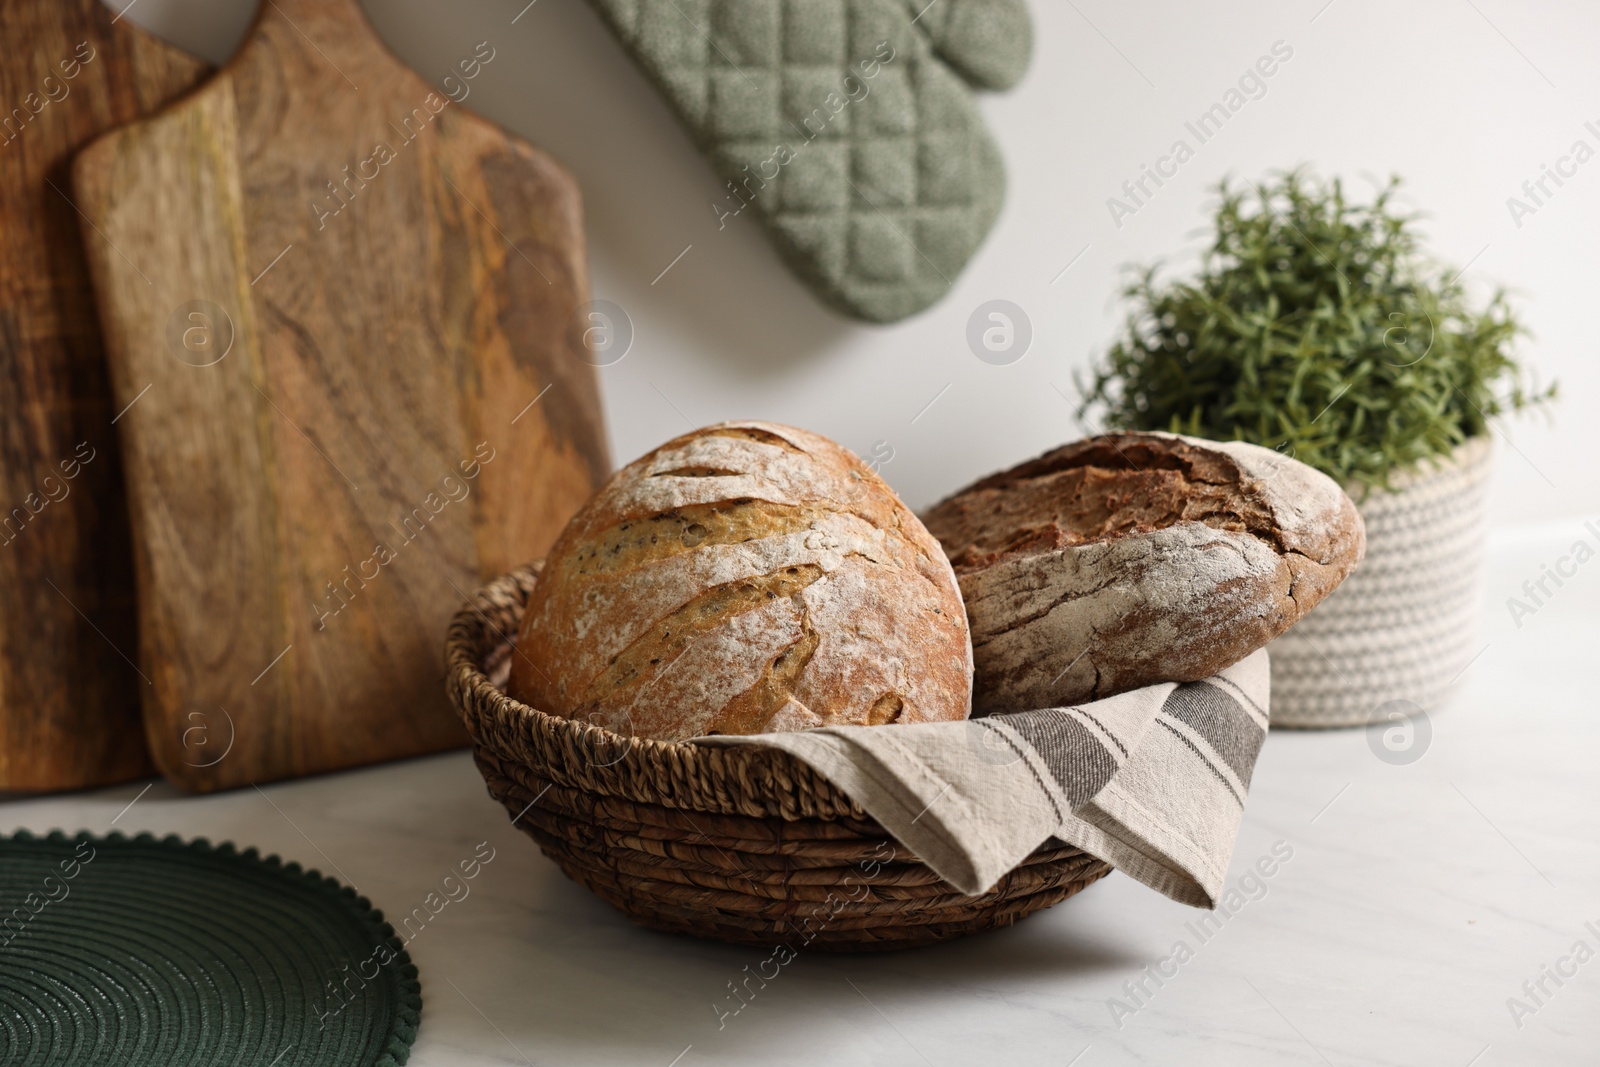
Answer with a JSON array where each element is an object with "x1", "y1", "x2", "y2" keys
[{"x1": 1078, "y1": 168, "x2": 1556, "y2": 490}]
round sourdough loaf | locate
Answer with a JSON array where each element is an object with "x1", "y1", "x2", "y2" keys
[
  {"x1": 509, "y1": 422, "x2": 972, "y2": 742},
  {"x1": 922, "y1": 432, "x2": 1365, "y2": 714}
]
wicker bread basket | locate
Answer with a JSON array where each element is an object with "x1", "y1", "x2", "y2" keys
[{"x1": 445, "y1": 564, "x2": 1112, "y2": 952}]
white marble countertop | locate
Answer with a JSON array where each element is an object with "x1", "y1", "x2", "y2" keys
[{"x1": 5, "y1": 520, "x2": 1597, "y2": 1066}]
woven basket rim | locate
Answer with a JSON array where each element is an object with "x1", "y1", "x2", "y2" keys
[
  {"x1": 1269, "y1": 431, "x2": 1493, "y2": 729},
  {"x1": 446, "y1": 562, "x2": 690, "y2": 754},
  {"x1": 1348, "y1": 432, "x2": 1493, "y2": 500},
  {"x1": 444, "y1": 564, "x2": 869, "y2": 822}
]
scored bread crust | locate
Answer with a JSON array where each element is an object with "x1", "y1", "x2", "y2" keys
[
  {"x1": 509, "y1": 421, "x2": 973, "y2": 742},
  {"x1": 921, "y1": 432, "x2": 1365, "y2": 714}
]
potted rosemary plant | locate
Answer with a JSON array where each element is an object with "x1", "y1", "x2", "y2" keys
[{"x1": 1079, "y1": 169, "x2": 1555, "y2": 727}]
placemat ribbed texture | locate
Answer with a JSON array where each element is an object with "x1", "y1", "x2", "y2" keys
[{"x1": 0, "y1": 830, "x2": 419, "y2": 1067}]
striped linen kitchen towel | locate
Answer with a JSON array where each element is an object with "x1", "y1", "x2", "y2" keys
[{"x1": 697, "y1": 649, "x2": 1269, "y2": 906}]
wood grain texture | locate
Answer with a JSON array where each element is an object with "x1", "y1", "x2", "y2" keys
[
  {"x1": 72, "y1": 0, "x2": 609, "y2": 792},
  {"x1": 0, "y1": 0, "x2": 210, "y2": 791}
]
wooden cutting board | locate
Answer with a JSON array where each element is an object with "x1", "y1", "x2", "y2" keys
[
  {"x1": 73, "y1": 0, "x2": 610, "y2": 792},
  {"x1": 0, "y1": 1, "x2": 211, "y2": 791}
]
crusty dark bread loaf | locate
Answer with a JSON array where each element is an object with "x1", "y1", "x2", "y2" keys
[
  {"x1": 510, "y1": 421, "x2": 972, "y2": 742},
  {"x1": 922, "y1": 432, "x2": 1365, "y2": 713}
]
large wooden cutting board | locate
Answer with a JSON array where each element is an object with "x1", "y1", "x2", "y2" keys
[
  {"x1": 0, "y1": 0, "x2": 210, "y2": 791},
  {"x1": 74, "y1": 0, "x2": 609, "y2": 792}
]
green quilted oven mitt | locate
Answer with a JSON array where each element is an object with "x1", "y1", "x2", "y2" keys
[{"x1": 585, "y1": 0, "x2": 1033, "y2": 323}]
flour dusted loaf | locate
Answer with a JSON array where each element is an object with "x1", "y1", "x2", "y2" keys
[
  {"x1": 509, "y1": 422, "x2": 972, "y2": 742},
  {"x1": 922, "y1": 432, "x2": 1364, "y2": 713}
]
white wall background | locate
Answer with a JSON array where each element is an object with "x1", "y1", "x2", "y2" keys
[{"x1": 118, "y1": 0, "x2": 1596, "y2": 527}]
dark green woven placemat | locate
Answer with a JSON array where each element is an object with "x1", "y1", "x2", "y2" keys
[{"x1": 0, "y1": 831, "x2": 420, "y2": 1066}]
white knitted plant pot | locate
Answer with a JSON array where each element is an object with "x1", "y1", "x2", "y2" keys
[{"x1": 1268, "y1": 435, "x2": 1493, "y2": 728}]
